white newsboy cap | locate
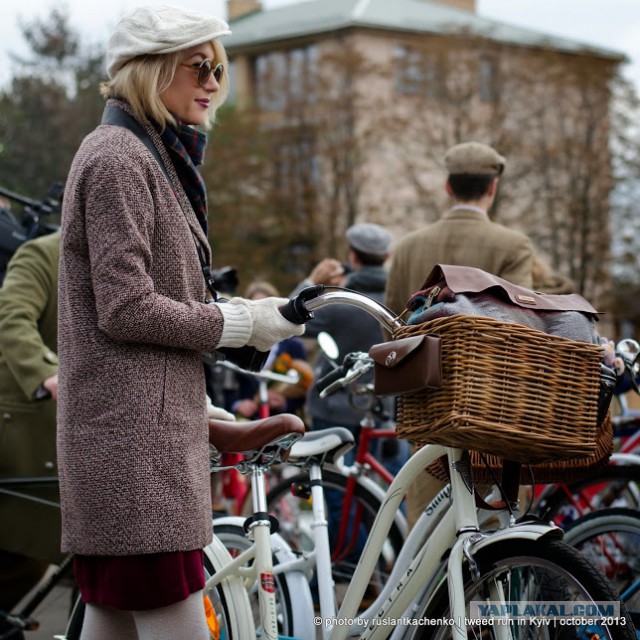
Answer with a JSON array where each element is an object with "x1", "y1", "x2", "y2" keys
[{"x1": 106, "y1": 4, "x2": 232, "y2": 78}]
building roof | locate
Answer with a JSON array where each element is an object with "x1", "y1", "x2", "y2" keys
[{"x1": 226, "y1": 0, "x2": 625, "y2": 62}]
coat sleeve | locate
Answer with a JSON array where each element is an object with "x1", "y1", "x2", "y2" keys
[
  {"x1": 0, "y1": 239, "x2": 58, "y2": 400},
  {"x1": 79, "y1": 151, "x2": 224, "y2": 351}
]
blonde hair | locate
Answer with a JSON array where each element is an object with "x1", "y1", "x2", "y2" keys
[{"x1": 100, "y1": 40, "x2": 229, "y2": 130}]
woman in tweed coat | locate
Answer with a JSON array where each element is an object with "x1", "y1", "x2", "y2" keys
[{"x1": 57, "y1": 6, "x2": 303, "y2": 638}]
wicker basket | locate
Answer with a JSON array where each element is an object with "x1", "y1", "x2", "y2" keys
[
  {"x1": 394, "y1": 315, "x2": 604, "y2": 464},
  {"x1": 426, "y1": 414, "x2": 613, "y2": 485}
]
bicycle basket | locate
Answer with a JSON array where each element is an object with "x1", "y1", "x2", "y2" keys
[
  {"x1": 394, "y1": 315, "x2": 604, "y2": 464},
  {"x1": 426, "y1": 413, "x2": 613, "y2": 485}
]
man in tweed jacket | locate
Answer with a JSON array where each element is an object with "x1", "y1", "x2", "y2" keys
[
  {"x1": 0, "y1": 230, "x2": 60, "y2": 612},
  {"x1": 384, "y1": 141, "x2": 534, "y2": 527},
  {"x1": 385, "y1": 142, "x2": 533, "y2": 317}
]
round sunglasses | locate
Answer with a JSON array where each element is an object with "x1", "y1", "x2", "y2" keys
[{"x1": 180, "y1": 59, "x2": 224, "y2": 88}]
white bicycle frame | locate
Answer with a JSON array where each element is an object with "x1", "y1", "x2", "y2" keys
[
  {"x1": 323, "y1": 444, "x2": 557, "y2": 640},
  {"x1": 206, "y1": 288, "x2": 563, "y2": 639},
  {"x1": 206, "y1": 441, "x2": 561, "y2": 640}
]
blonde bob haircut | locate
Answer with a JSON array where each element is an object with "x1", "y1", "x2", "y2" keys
[{"x1": 100, "y1": 40, "x2": 229, "y2": 130}]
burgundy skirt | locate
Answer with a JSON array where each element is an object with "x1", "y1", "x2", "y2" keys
[{"x1": 74, "y1": 549, "x2": 205, "y2": 610}]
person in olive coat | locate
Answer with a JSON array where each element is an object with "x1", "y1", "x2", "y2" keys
[{"x1": 0, "y1": 230, "x2": 60, "y2": 612}]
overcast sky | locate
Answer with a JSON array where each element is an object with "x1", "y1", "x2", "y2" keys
[{"x1": 0, "y1": 0, "x2": 639, "y2": 89}]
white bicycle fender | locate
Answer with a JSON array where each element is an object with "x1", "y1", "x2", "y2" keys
[{"x1": 471, "y1": 521, "x2": 563, "y2": 554}]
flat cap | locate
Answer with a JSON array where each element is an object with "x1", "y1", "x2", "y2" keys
[
  {"x1": 106, "y1": 5, "x2": 231, "y2": 78},
  {"x1": 347, "y1": 223, "x2": 391, "y2": 257},
  {"x1": 444, "y1": 141, "x2": 505, "y2": 176}
]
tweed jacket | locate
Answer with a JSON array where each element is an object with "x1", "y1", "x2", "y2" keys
[
  {"x1": 385, "y1": 207, "x2": 534, "y2": 316},
  {"x1": 57, "y1": 100, "x2": 225, "y2": 555},
  {"x1": 0, "y1": 231, "x2": 61, "y2": 562}
]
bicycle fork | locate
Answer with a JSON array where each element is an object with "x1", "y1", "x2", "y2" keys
[{"x1": 248, "y1": 467, "x2": 279, "y2": 640}]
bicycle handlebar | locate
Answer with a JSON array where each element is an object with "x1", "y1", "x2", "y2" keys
[
  {"x1": 216, "y1": 358, "x2": 300, "y2": 385},
  {"x1": 279, "y1": 285, "x2": 325, "y2": 324},
  {"x1": 317, "y1": 352, "x2": 373, "y2": 399},
  {"x1": 280, "y1": 285, "x2": 403, "y2": 334}
]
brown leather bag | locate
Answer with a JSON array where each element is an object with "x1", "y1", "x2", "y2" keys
[{"x1": 369, "y1": 334, "x2": 442, "y2": 396}]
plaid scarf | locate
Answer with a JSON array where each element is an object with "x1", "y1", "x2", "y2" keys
[{"x1": 157, "y1": 121, "x2": 209, "y2": 235}]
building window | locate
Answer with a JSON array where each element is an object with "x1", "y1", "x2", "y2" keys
[
  {"x1": 395, "y1": 45, "x2": 440, "y2": 97},
  {"x1": 479, "y1": 56, "x2": 497, "y2": 102},
  {"x1": 255, "y1": 45, "x2": 318, "y2": 112}
]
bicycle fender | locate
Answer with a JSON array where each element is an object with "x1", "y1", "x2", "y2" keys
[
  {"x1": 213, "y1": 515, "x2": 299, "y2": 558},
  {"x1": 471, "y1": 521, "x2": 563, "y2": 555}
]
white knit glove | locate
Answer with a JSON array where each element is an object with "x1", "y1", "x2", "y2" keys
[
  {"x1": 206, "y1": 395, "x2": 236, "y2": 421},
  {"x1": 226, "y1": 296, "x2": 304, "y2": 352}
]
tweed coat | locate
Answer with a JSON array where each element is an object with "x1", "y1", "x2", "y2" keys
[
  {"x1": 0, "y1": 231, "x2": 61, "y2": 562},
  {"x1": 384, "y1": 207, "x2": 534, "y2": 316},
  {"x1": 57, "y1": 100, "x2": 225, "y2": 556}
]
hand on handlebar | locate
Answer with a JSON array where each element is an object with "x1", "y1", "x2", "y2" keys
[{"x1": 218, "y1": 296, "x2": 305, "y2": 352}]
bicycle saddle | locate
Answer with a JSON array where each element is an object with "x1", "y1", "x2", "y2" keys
[
  {"x1": 287, "y1": 427, "x2": 355, "y2": 465},
  {"x1": 208, "y1": 413, "x2": 305, "y2": 454}
]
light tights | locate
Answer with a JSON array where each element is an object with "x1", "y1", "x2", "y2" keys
[{"x1": 79, "y1": 590, "x2": 209, "y2": 640}]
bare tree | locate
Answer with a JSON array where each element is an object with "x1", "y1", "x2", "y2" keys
[{"x1": 383, "y1": 32, "x2": 620, "y2": 303}]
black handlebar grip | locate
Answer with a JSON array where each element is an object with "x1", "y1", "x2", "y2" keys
[
  {"x1": 279, "y1": 285, "x2": 325, "y2": 324},
  {"x1": 316, "y1": 366, "x2": 346, "y2": 395}
]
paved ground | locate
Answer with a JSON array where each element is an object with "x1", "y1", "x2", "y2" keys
[{"x1": 10, "y1": 578, "x2": 74, "y2": 640}]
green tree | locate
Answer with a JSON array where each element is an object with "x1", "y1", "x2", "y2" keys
[{"x1": 0, "y1": 8, "x2": 104, "y2": 201}]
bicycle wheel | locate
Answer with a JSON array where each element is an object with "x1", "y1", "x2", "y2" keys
[
  {"x1": 563, "y1": 508, "x2": 640, "y2": 630},
  {"x1": 62, "y1": 596, "x2": 84, "y2": 640},
  {"x1": 409, "y1": 538, "x2": 635, "y2": 640},
  {"x1": 213, "y1": 521, "x2": 315, "y2": 640},
  {"x1": 203, "y1": 538, "x2": 256, "y2": 639},
  {"x1": 534, "y1": 465, "x2": 640, "y2": 525},
  {"x1": 61, "y1": 545, "x2": 254, "y2": 640},
  {"x1": 266, "y1": 466, "x2": 405, "y2": 608}
]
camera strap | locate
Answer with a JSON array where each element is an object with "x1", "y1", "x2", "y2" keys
[{"x1": 101, "y1": 105, "x2": 218, "y2": 300}]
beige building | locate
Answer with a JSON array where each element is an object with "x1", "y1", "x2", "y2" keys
[{"x1": 222, "y1": 0, "x2": 625, "y2": 301}]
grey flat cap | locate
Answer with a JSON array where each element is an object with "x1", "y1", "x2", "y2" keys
[
  {"x1": 347, "y1": 223, "x2": 391, "y2": 257},
  {"x1": 106, "y1": 5, "x2": 231, "y2": 78},
  {"x1": 444, "y1": 141, "x2": 505, "y2": 176}
]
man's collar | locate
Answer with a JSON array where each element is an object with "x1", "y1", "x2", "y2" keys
[{"x1": 449, "y1": 204, "x2": 488, "y2": 216}]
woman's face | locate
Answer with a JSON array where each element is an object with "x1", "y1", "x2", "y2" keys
[{"x1": 160, "y1": 42, "x2": 220, "y2": 126}]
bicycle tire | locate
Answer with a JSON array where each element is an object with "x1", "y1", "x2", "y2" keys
[
  {"x1": 534, "y1": 465, "x2": 640, "y2": 524},
  {"x1": 62, "y1": 596, "x2": 84, "y2": 640},
  {"x1": 266, "y1": 467, "x2": 405, "y2": 609},
  {"x1": 562, "y1": 508, "x2": 640, "y2": 629},
  {"x1": 60, "y1": 543, "x2": 254, "y2": 640},
  {"x1": 203, "y1": 537, "x2": 256, "y2": 639},
  {"x1": 407, "y1": 538, "x2": 635, "y2": 640},
  {"x1": 213, "y1": 521, "x2": 316, "y2": 640}
]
